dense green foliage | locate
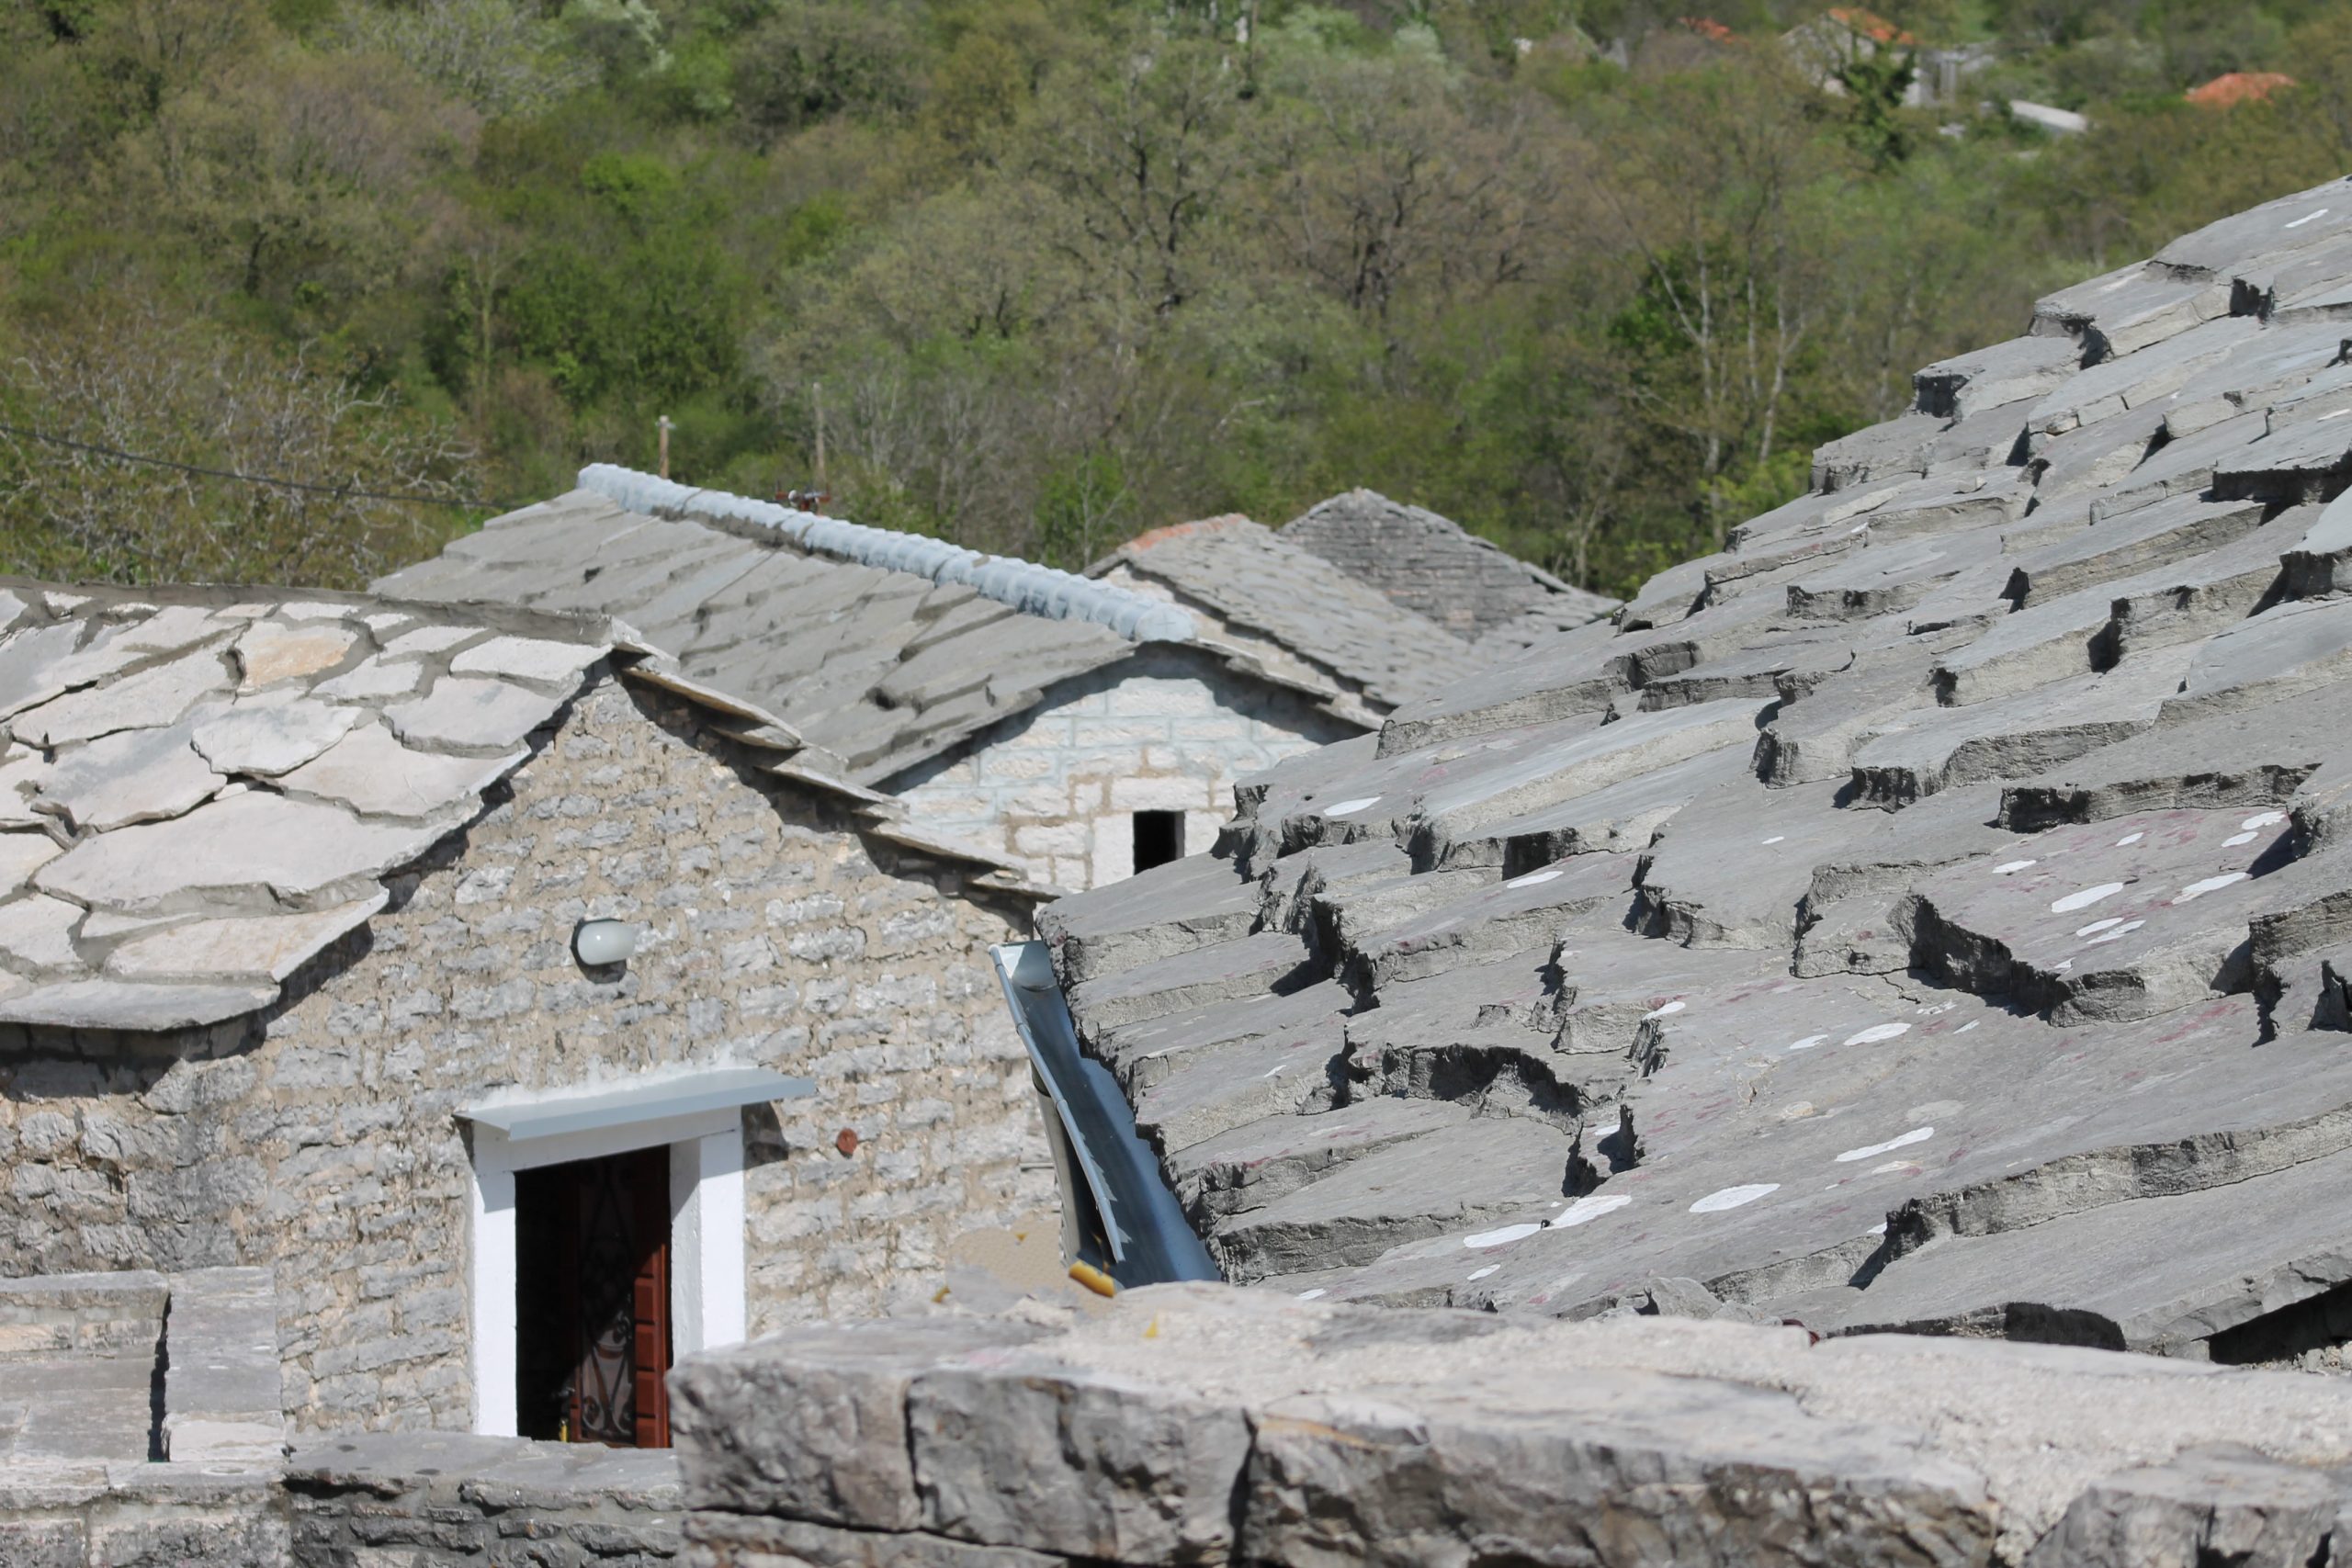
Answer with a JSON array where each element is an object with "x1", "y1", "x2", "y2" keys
[{"x1": 4, "y1": 0, "x2": 2351, "y2": 592}]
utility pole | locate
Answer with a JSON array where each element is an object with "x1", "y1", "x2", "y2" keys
[
  {"x1": 811, "y1": 382, "x2": 827, "y2": 490},
  {"x1": 658, "y1": 414, "x2": 673, "y2": 480}
]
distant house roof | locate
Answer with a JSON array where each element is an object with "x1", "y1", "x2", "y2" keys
[
  {"x1": 1277, "y1": 490, "x2": 1618, "y2": 640},
  {"x1": 2187, "y1": 71, "x2": 2296, "y2": 108},
  {"x1": 0, "y1": 582, "x2": 1042, "y2": 1034},
  {"x1": 1823, "y1": 6, "x2": 1914, "y2": 45},
  {"x1": 376, "y1": 470, "x2": 1370, "y2": 787},
  {"x1": 1089, "y1": 514, "x2": 1484, "y2": 716}
]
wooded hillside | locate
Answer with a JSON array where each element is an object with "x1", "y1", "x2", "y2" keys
[{"x1": 4, "y1": 0, "x2": 2349, "y2": 594}]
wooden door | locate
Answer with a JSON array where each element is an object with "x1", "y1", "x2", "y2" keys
[
  {"x1": 628, "y1": 1153, "x2": 672, "y2": 1450},
  {"x1": 560, "y1": 1146, "x2": 672, "y2": 1448}
]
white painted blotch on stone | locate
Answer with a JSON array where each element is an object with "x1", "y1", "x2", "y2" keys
[
  {"x1": 1836, "y1": 1126, "x2": 1935, "y2": 1163},
  {"x1": 1995, "y1": 859, "x2": 2038, "y2": 874},
  {"x1": 1841, "y1": 1022, "x2": 1911, "y2": 1045},
  {"x1": 1505, "y1": 866, "x2": 1563, "y2": 888},
  {"x1": 1463, "y1": 1222, "x2": 1544, "y2": 1248},
  {"x1": 2175, "y1": 872, "x2": 2251, "y2": 903},
  {"x1": 1690, "y1": 1183, "x2": 1778, "y2": 1213},
  {"x1": 1786, "y1": 1033, "x2": 1828, "y2": 1051},
  {"x1": 2051, "y1": 882, "x2": 2127, "y2": 913},
  {"x1": 1549, "y1": 1192, "x2": 1631, "y2": 1228},
  {"x1": 1323, "y1": 796, "x2": 1380, "y2": 818}
]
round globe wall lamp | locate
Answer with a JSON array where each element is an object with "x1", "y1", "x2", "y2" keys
[{"x1": 572, "y1": 919, "x2": 640, "y2": 967}]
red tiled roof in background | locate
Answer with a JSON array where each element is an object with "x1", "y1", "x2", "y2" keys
[
  {"x1": 1826, "y1": 6, "x2": 1917, "y2": 46},
  {"x1": 1121, "y1": 514, "x2": 1253, "y2": 553},
  {"x1": 2186, "y1": 71, "x2": 2297, "y2": 107}
]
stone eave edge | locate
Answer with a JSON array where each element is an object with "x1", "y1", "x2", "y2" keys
[
  {"x1": 1087, "y1": 558, "x2": 1397, "y2": 728},
  {"x1": 600, "y1": 631, "x2": 1059, "y2": 902},
  {"x1": 575, "y1": 465, "x2": 1200, "y2": 646}
]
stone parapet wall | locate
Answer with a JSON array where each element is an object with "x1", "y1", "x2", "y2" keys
[
  {"x1": 687, "y1": 1514, "x2": 1066, "y2": 1566},
  {"x1": 0, "y1": 1434, "x2": 684, "y2": 1568},
  {"x1": 669, "y1": 1282, "x2": 2352, "y2": 1568},
  {"x1": 0, "y1": 1269, "x2": 164, "y2": 1361},
  {"x1": 162, "y1": 1267, "x2": 282, "y2": 1466},
  {"x1": 0, "y1": 674, "x2": 1056, "y2": 1434},
  {"x1": 0, "y1": 1464, "x2": 288, "y2": 1568},
  {"x1": 888, "y1": 647, "x2": 1351, "y2": 892},
  {"x1": 287, "y1": 1431, "x2": 682, "y2": 1567}
]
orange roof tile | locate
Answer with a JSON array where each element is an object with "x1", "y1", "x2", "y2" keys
[
  {"x1": 2186, "y1": 71, "x2": 2297, "y2": 108},
  {"x1": 1122, "y1": 514, "x2": 1254, "y2": 553},
  {"x1": 1826, "y1": 6, "x2": 1916, "y2": 46}
]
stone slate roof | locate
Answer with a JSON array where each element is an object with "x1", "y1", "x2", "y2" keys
[
  {"x1": 1279, "y1": 489, "x2": 1619, "y2": 638},
  {"x1": 379, "y1": 478, "x2": 1364, "y2": 787},
  {"x1": 0, "y1": 582, "x2": 1041, "y2": 1035},
  {"x1": 1036, "y1": 175, "x2": 2352, "y2": 1359},
  {"x1": 1090, "y1": 514, "x2": 1484, "y2": 713}
]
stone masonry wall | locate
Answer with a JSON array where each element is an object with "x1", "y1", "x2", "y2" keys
[
  {"x1": 287, "y1": 1431, "x2": 683, "y2": 1567},
  {"x1": 0, "y1": 671, "x2": 1057, "y2": 1435},
  {"x1": 885, "y1": 646, "x2": 1353, "y2": 892}
]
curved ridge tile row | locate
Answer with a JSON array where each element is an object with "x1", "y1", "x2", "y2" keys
[
  {"x1": 578, "y1": 465, "x2": 1199, "y2": 645},
  {"x1": 1040, "y1": 175, "x2": 2352, "y2": 1365}
]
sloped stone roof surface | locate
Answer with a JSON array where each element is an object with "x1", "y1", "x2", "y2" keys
[
  {"x1": 0, "y1": 586, "x2": 613, "y2": 1031},
  {"x1": 380, "y1": 483, "x2": 1358, "y2": 786},
  {"x1": 1091, "y1": 514, "x2": 1484, "y2": 711},
  {"x1": 0, "y1": 577, "x2": 1046, "y2": 1036},
  {"x1": 1280, "y1": 488, "x2": 1620, "y2": 637},
  {"x1": 1041, "y1": 175, "x2": 2352, "y2": 1359}
]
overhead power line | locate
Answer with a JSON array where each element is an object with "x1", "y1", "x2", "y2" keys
[{"x1": 0, "y1": 420, "x2": 505, "y2": 511}]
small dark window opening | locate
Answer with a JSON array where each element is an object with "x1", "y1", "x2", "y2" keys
[{"x1": 1133, "y1": 810, "x2": 1184, "y2": 873}]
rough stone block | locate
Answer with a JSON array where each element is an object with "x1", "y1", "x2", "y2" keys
[
  {"x1": 908, "y1": 1359, "x2": 1250, "y2": 1564},
  {"x1": 668, "y1": 1319, "x2": 1046, "y2": 1530},
  {"x1": 685, "y1": 1514, "x2": 1070, "y2": 1567}
]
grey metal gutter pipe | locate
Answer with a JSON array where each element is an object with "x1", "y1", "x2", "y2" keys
[{"x1": 989, "y1": 941, "x2": 1219, "y2": 1288}]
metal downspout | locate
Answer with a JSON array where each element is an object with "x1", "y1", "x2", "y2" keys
[{"x1": 990, "y1": 941, "x2": 1219, "y2": 1287}]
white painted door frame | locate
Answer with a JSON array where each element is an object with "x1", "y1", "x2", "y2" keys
[{"x1": 466, "y1": 1106, "x2": 748, "y2": 1437}]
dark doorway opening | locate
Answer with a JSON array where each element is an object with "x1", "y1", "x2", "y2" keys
[
  {"x1": 514, "y1": 1145, "x2": 673, "y2": 1448},
  {"x1": 1133, "y1": 810, "x2": 1184, "y2": 873}
]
